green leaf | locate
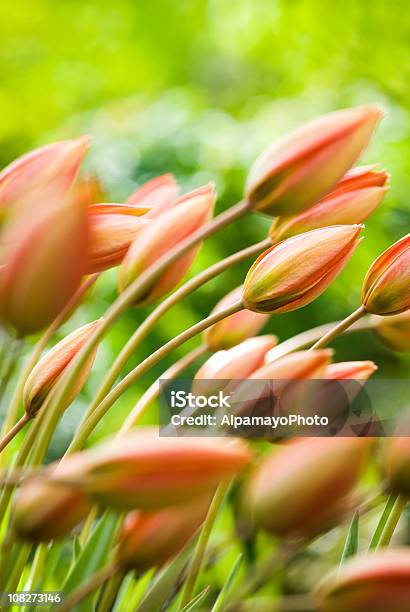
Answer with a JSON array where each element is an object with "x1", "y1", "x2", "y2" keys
[
  {"x1": 211, "y1": 554, "x2": 243, "y2": 612},
  {"x1": 368, "y1": 493, "x2": 397, "y2": 551},
  {"x1": 181, "y1": 585, "x2": 211, "y2": 611},
  {"x1": 62, "y1": 510, "x2": 120, "y2": 612},
  {"x1": 339, "y1": 512, "x2": 359, "y2": 568}
]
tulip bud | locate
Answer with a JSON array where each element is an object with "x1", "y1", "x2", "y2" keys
[
  {"x1": 127, "y1": 174, "x2": 180, "y2": 217},
  {"x1": 204, "y1": 286, "x2": 270, "y2": 350},
  {"x1": 0, "y1": 137, "x2": 89, "y2": 210},
  {"x1": 243, "y1": 225, "x2": 363, "y2": 314},
  {"x1": 246, "y1": 106, "x2": 382, "y2": 216},
  {"x1": 86, "y1": 204, "x2": 151, "y2": 273},
  {"x1": 316, "y1": 549, "x2": 410, "y2": 611},
  {"x1": 271, "y1": 165, "x2": 388, "y2": 241},
  {"x1": 243, "y1": 437, "x2": 370, "y2": 538},
  {"x1": 117, "y1": 497, "x2": 209, "y2": 571},
  {"x1": 12, "y1": 477, "x2": 92, "y2": 542},
  {"x1": 362, "y1": 235, "x2": 410, "y2": 315},
  {"x1": 375, "y1": 310, "x2": 410, "y2": 351},
  {"x1": 54, "y1": 429, "x2": 252, "y2": 510},
  {"x1": 72, "y1": 174, "x2": 105, "y2": 207},
  {"x1": 258, "y1": 349, "x2": 332, "y2": 378},
  {"x1": 324, "y1": 360, "x2": 377, "y2": 380},
  {"x1": 119, "y1": 185, "x2": 215, "y2": 305},
  {"x1": 23, "y1": 319, "x2": 101, "y2": 416}
]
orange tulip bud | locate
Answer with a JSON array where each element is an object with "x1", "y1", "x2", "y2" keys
[
  {"x1": 54, "y1": 429, "x2": 252, "y2": 510},
  {"x1": 258, "y1": 348, "x2": 332, "y2": 378},
  {"x1": 316, "y1": 549, "x2": 410, "y2": 611},
  {"x1": 12, "y1": 477, "x2": 92, "y2": 542},
  {"x1": 127, "y1": 174, "x2": 180, "y2": 218},
  {"x1": 204, "y1": 286, "x2": 270, "y2": 350},
  {"x1": 86, "y1": 204, "x2": 151, "y2": 273},
  {"x1": 0, "y1": 137, "x2": 89, "y2": 210},
  {"x1": 324, "y1": 360, "x2": 377, "y2": 380},
  {"x1": 246, "y1": 106, "x2": 382, "y2": 216},
  {"x1": 117, "y1": 497, "x2": 209, "y2": 571},
  {"x1": 271, "y1": 165, "x2": 388, "y2": 241},
  {"x1": 119, "y1": 185, "x2": 215, "y2": 305},
  {"x1": 243, "y1": 437, "x2": 370, "y2": 538},
  {"x1": 375, "y1": 310, "x2": 410, "y2": 351},
  {"x1": 243, "y1": 225, "x2": 363, "y2": 314},
  {"x1": 23, "y1": 319, "x2": 101, "y2": 416},
  {"x1": 362, "y1": 235, "x2": 410, "y2": 315}
]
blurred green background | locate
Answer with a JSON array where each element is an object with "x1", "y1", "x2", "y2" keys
[{"x1": 1, "y1": 0, "x2": 409, "y2": 454}]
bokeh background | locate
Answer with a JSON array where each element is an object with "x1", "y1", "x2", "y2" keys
[{"x1": 1, "y1": 0, "x2": 409, "y2": 455}]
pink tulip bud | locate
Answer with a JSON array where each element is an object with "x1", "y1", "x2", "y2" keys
[
  {"x1": 12, "y1": 477, "x2": 92, "y2": 542},
  {"x1": 375, "y1": 310, "x2": 410, "y2": 351},
  {"x1": 86, "y1": 204, "x2": 151, "y2": 273},
  {"x1": 245, "y1": 106, "x2": 382, "y2": 216},
  {"x1": 117, "y1": 497, "x2": 209, "y2": 571},
  {"x1": 243, "y1": 437, "x2": 370, "y2": 538},
  {"x1": 204, "y1": 286, "x2": 270, "y2": 350},
  {"x1": 257, "y1": 349, "x2": 332, "y2": 378},
  {"x1": 324, "y1": 360, "x2": 377, "y2": 380},
  {"x1": 119, "y1": 185, "x2": 215, "y2": 305},
  {"x1": 54, "y1": 429, "x2": 252, "y2": 510},
  {"x1": 243, "y1": 225, "x2": 363, "y2": 314},
  {"x1": 316, "y1": 549, "x2": 410, "y2": 611},
  {"x1": 23, "y1": 319, "x2": 102, "y2": 416},
  {"x1": 127, "y1": 174, "x2": 180, "y2": 218},
  {"x1": 362, "y1": 235, "x2": 410, "y2": 315},
  {"x1": 271, "y1": 165, "x2": 388, "y2": 241},
  {"x1": 0, "y1": 137, "x2": 90, "y2": 210}
]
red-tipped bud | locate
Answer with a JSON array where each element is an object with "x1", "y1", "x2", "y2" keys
[
  {"x1": 375, "y1": 310, "x2": 410, "y2": 351},
  {"x1": 316, "y1": 549, "x2": 410, "y2": 611},
  {"x1": 246, "y1": 106, "x2": 382, "y2": 216},
  {"x1": 117, "y1": 497, "x2": 209, "y2": 571},
  {"x1": 23, "y1": 319, "x2": 101, "y2": 416},
  {"x1": 54, "y1": 429, "x2": 252, "y2": 511},
  {"x1": 12, "y1": 477, "x2": 92, "y2": 542},
  {"x1": 243, "y1": 437, "x2": 370, "y2": 538},
  {"x1": 86, "y1": 204, "x2": 151, "y2": 273},
  {"x1": 324, "y1": 360, "x2": 377, "y2": 380},
  {"x1": 243, "y1": 225, "x2": 363, "y2": 314},
  {"x1": 127, "y1": 174, "x2": 180, "y2": 218},
  {"x1": 0, "y1": 137, "x2": 90, "y2": 210},
  {"x1": 204, "y1": 286, "x2": 270, "y2": 350},
  {"x1": 271, "y1": 165, "x2": 388, "y2": 241},
  {"x1": 362, "y1": 234, "x2": 410, "y2": 315},
  {"x1": 119, "y1": 185, "x2": 215, "y2": 305}
]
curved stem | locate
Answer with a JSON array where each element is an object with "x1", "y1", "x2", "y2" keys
[
  {"x1": 66, "y1": 300, "x2": 243, "y2": 453},
  {"x1": 0, "y1": 413, "x2": 30, "y2": 454},
  {"x1": 58, "y1": 561, "x2": 119, "y2": 612},
  {"x1": 119, "y1": 343, "x2": 208, "y2": 435},
  {"x1": 309, "y1": 306, "x2": 367, "y2": 350},
  {"x1": 87, "y1": 238, "x2": 270, "y2": 417},
  {"x1": 31, "y1": 200, "x2": 251, "y2": 469}
]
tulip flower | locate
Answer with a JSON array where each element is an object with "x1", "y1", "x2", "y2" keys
[
  {"x1": 54, "y1": 429, "x2": 252, "y2": 510},
  {"x1": 316, "y1": 549, "x2": 410, "y2": 611},
  {"x1": 375, "y1": 310, "x2": 410, "y2": 351},
  {"x1": 12, "y1": 476, "x2": 92, "y2": 542},
  {"x1": 245, "y1": 105, "x2": 382, "y2": 216},
  {"x1": 119, "y1": 184, "x2": 215, "y2": 305},
  {"x1": 86, "y1": 204, "x2": 151, "y2": 273},
  {"x1": 362, "y1": 234, "x2": 410, "y2": 315},
  {"x1": 204, "y1": 286, "x2": 270, "y2": 350},
  {"x1": 117, "y1": 497, "x2": 209, "y2": 571},
  {"x1": 243, "y1": 225, "x2": 363, "y2": 314},
  {"x1": 23, "y1": 319, "x2": 102, "y2": 416},
  {"x1": 0, "y1": 137, "x2": 89, "y2": 211},
  {"x1": 127, "y1": 173, "x2": 180, "y2": 217},
  {"x1": 271, "y1": 165, "x2": 388, "y2": 241},
  {"x1": 243, "y1": 437, "x2": 370, "y2": 538},
  {"x1": 324, "y1": 360, "x2": 377, "y2": 380}
]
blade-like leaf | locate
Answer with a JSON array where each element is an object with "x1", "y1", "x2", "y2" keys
[
  {"x1": 339, "y1": 512, "x2": 359, "y2": 569},
  {"x1": 181, "y1": 585, "x2": 211, "y2": 611},
  {"x1": 211, "y1": 554, "x2": 243, "y2": 612}
]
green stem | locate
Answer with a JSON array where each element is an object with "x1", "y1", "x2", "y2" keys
[
  {"x1": 368, "y1": 492, "x2": 398, "y2": 551},
  {"x1": 28, "y1": 199, "x2": 251, "y2": 471},
  {"x1": 119, "y1": 343, "x2": 208, "y2": 435},
  {"x1": 309, "y1": 305, "x2": 367, "y2": 350},
  {"x1": 66, "y1": 300, "x2": 243, "y2": 453},
  {"x1": 179, "y1": 481, "x2": 230, "y2": 610},
  {"x1": 378, "y1": 494, "x2": 406, "y2": 549},
  {"x1": 0, "y1": 413, "x2": 30, "y2": 455}
]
